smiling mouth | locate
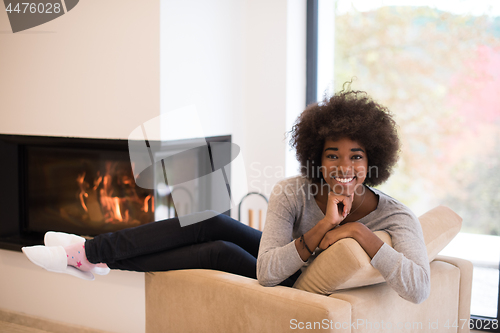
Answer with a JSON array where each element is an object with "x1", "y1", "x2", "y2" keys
[{"x1": 333, "y1": 176, "x2": 356, "y2": 184}]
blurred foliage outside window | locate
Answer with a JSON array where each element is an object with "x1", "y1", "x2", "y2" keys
[
  {"x1": 327, "y1": 0, "x2": 500, "y2": 318},
  {"x1": 330, "y1": 1, "x2": 500, "y2": 236}
]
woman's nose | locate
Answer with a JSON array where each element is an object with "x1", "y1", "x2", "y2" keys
[{"x1": 337, "y1": 164, "x2": 353, "y2": 176}]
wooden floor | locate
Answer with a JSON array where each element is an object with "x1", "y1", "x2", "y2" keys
[
  {"x1": 0, "y1": 308, "x2": 488, "y2": 333},
  {"x1": 0, "y1": 320, "x2": 53, "y2": 333},
  {"x1": 0, "y1": 309, "x2": 111, "y2": 333}
]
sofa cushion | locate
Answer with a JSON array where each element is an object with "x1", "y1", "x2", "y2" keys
[
  {"x1": 328, "y1": 260, "x2": 461, "y2": 333},
  {"x1": 292, "y1": 205, "x2": 462, "y2": 295}
]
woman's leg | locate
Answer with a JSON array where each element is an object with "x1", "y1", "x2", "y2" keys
[
  {"x1": 106, "y1": 240, "x2": 258, "y2": 279},
  {"x1": 85, "y1": 210, "x2": 262, "y2": 266}
]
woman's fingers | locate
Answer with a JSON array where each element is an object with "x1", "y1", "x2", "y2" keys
[
  {"x1": 320, "y1": 228, "x2": 340, "y2": 250},
  {"x1": 319, "y1": 230, "x2": 334, "y2": 250},
  {"x1": 327, "y1": 192, "x2": 342, "y2": 217},
  {"x1": 341, "y1": 193, "x2": 354, "y2": 218},
  {"x1": 325, "y1": 191, "x2": 353, "y2": 226},
  {"x1": 318, "y1": 237, "x2": 327, "y2": 250},
  {"x1": 319, "y1": 224, "x2": 354, "y2": 250}
]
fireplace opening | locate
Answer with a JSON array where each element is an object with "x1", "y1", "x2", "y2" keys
[
  {"x1": 0, "y1": 134, "x2": 231, "y2": 251},
  {"x1": 27, "y1": 146, "x2": 154, "y2": 236}
]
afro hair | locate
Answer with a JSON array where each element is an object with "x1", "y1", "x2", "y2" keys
[{"x1": 290, "y1": 90, "x2": 400, "y2": 187}]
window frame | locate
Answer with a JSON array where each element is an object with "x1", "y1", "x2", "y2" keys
[{"x1": 305, "y1": 0, "x2": 318, "y2": 107}]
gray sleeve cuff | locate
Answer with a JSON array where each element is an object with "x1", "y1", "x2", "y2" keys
[
  {"x1": 370, "y1": 242, "x2": 401, "y2": 275},
  {"x1": 257, "y1": 240, "x2": 307, "y2": 286}
]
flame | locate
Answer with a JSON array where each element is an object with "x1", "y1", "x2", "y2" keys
[
  {"x1": 113, "y1": 197, "x2": 123, "y2": 221},
  {"x1": 76, "y1": 172, "x2": 88, "y2": 212},
  {"x1": 74, "y1": 161, "x2": 155, "y2": 226},
  {"x1": 144, "y1": 195, "x2": 152, "y2": 213}
]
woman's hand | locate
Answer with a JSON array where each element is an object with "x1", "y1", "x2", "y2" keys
[
  {"x1": 318, "y1": 223, "x2": 355, "y2": 250},
  {"x1": 294, "y1": 192, "x2": 352, "y2": 262},
  {"x1": 322, "y1": 192, "x2": 354, "y2": 229},
  {"x1": 294, "y1": 192, "x2": 354, "y2": 262},
  {"x1": 318, "y1": 222, "x2": 384, "y2": 259}
]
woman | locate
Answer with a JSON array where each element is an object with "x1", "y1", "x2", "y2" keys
[
  {"x1": 257, "y1": 89, "x2": 430, "y2": 304},
  {"x1": 22, "y1": 210, "x2": 263, "y2": 282},
  {"x1": 22, "y1": 90, "x2": 430, "y2": 304}
]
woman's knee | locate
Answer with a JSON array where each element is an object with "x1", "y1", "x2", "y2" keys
[
  {"x1": 207, "y1": 240, "x2": 240, "y2": 255},
  {"x1": 200, "y1": 211, "x2": 237, "y2": 229},
  {"x1": 203, "y1": 241, "x2": 256, "y2": 278},
  {"x1": 204, "y1": 240, "x2": 252, "y2": 264}
]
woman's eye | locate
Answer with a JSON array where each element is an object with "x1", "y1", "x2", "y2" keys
[
  {"x1": 326, "y1": 154, "x2": 337, "y2": 159},
  {"x1": 352, "y1": 155, "x2": 362, "y2": 160}
]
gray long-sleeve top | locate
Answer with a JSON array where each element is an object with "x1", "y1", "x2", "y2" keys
[{"x1": 256, "y1": 176, "x2": 431, "y2": 304}]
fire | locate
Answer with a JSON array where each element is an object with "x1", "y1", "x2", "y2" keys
[
  {"x1": 144, "y1": 195, "x2": 153, "y2": 213},
  {"x1": 75, "y1": 161, "x2": 154, "y2": 226},
  {"x1": 113, "y1": 197, "x2": 123, "y2": 221}
]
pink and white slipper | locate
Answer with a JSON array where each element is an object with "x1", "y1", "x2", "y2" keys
[
  {"x1": 22, "y1": 245, "x2": 95, "y2": 281},
  {"x1": 44, "y1": 231, "x2": 85, "y2": 247},
  {"x1": 44, "y1": 231, "x2": 110, "y2": 276}
]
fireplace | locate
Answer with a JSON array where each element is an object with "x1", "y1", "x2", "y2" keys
[{"x1": 0, "y1": 134, "x2": 232, "y2": 251}]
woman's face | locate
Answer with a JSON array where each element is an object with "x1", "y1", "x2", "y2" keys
[{"x1": 320, "y1": 137, "x2": 368, "y2": 196}]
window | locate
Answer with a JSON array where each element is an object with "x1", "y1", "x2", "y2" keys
[{"x1": 308, "y1": 0, "x2": 500, "y2": 328}]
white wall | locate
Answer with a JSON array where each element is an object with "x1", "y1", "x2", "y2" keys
[
  {"x1": 0, "y1": 0, "x2": 306, "y2": 332},
  {"x1": 0, "y1": 0, "x2": 160, "y2": 139},
  {"x1": 0, "y1": 1, "x2": 159, "y2": 332},
  {"x1": 0, "y1": 250, "x2": 146, "y2": 333},
  {"x1": 160, "y1": 0, "x2": 306, "y2": 219}
]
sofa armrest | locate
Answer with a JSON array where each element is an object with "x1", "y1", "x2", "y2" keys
[
  {"x1": 434, "y1": 255, "x2": 473, "y2": 333},
  {"x1": 145, "y1": 269, "x2": 352, "y2": 333}
]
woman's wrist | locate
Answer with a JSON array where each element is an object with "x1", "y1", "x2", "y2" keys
[
  {"x1": 350, "y1": 222, "x2": 384, "y2": 258},
  {"x1": 294, "y1": 219, "x2": 331, "y2": 261},
  {"x1": 318, "y1": 217, "x2": 337, "y2": 232},
  {"x1": 348, "y1": 222, "x2": 364, "y2": 239}
]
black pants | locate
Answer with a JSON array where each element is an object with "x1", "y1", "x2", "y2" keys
[
  {"x1": 84, "y1": 210, "x2": 301, "y2": 286},
  {"x1": 85, "y1": 211, "x2": 261, "y2": 279}
]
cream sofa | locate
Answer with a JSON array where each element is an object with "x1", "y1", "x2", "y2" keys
[{"x1": 145, "y1": 206, "x2": 473, "y2": 333}]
